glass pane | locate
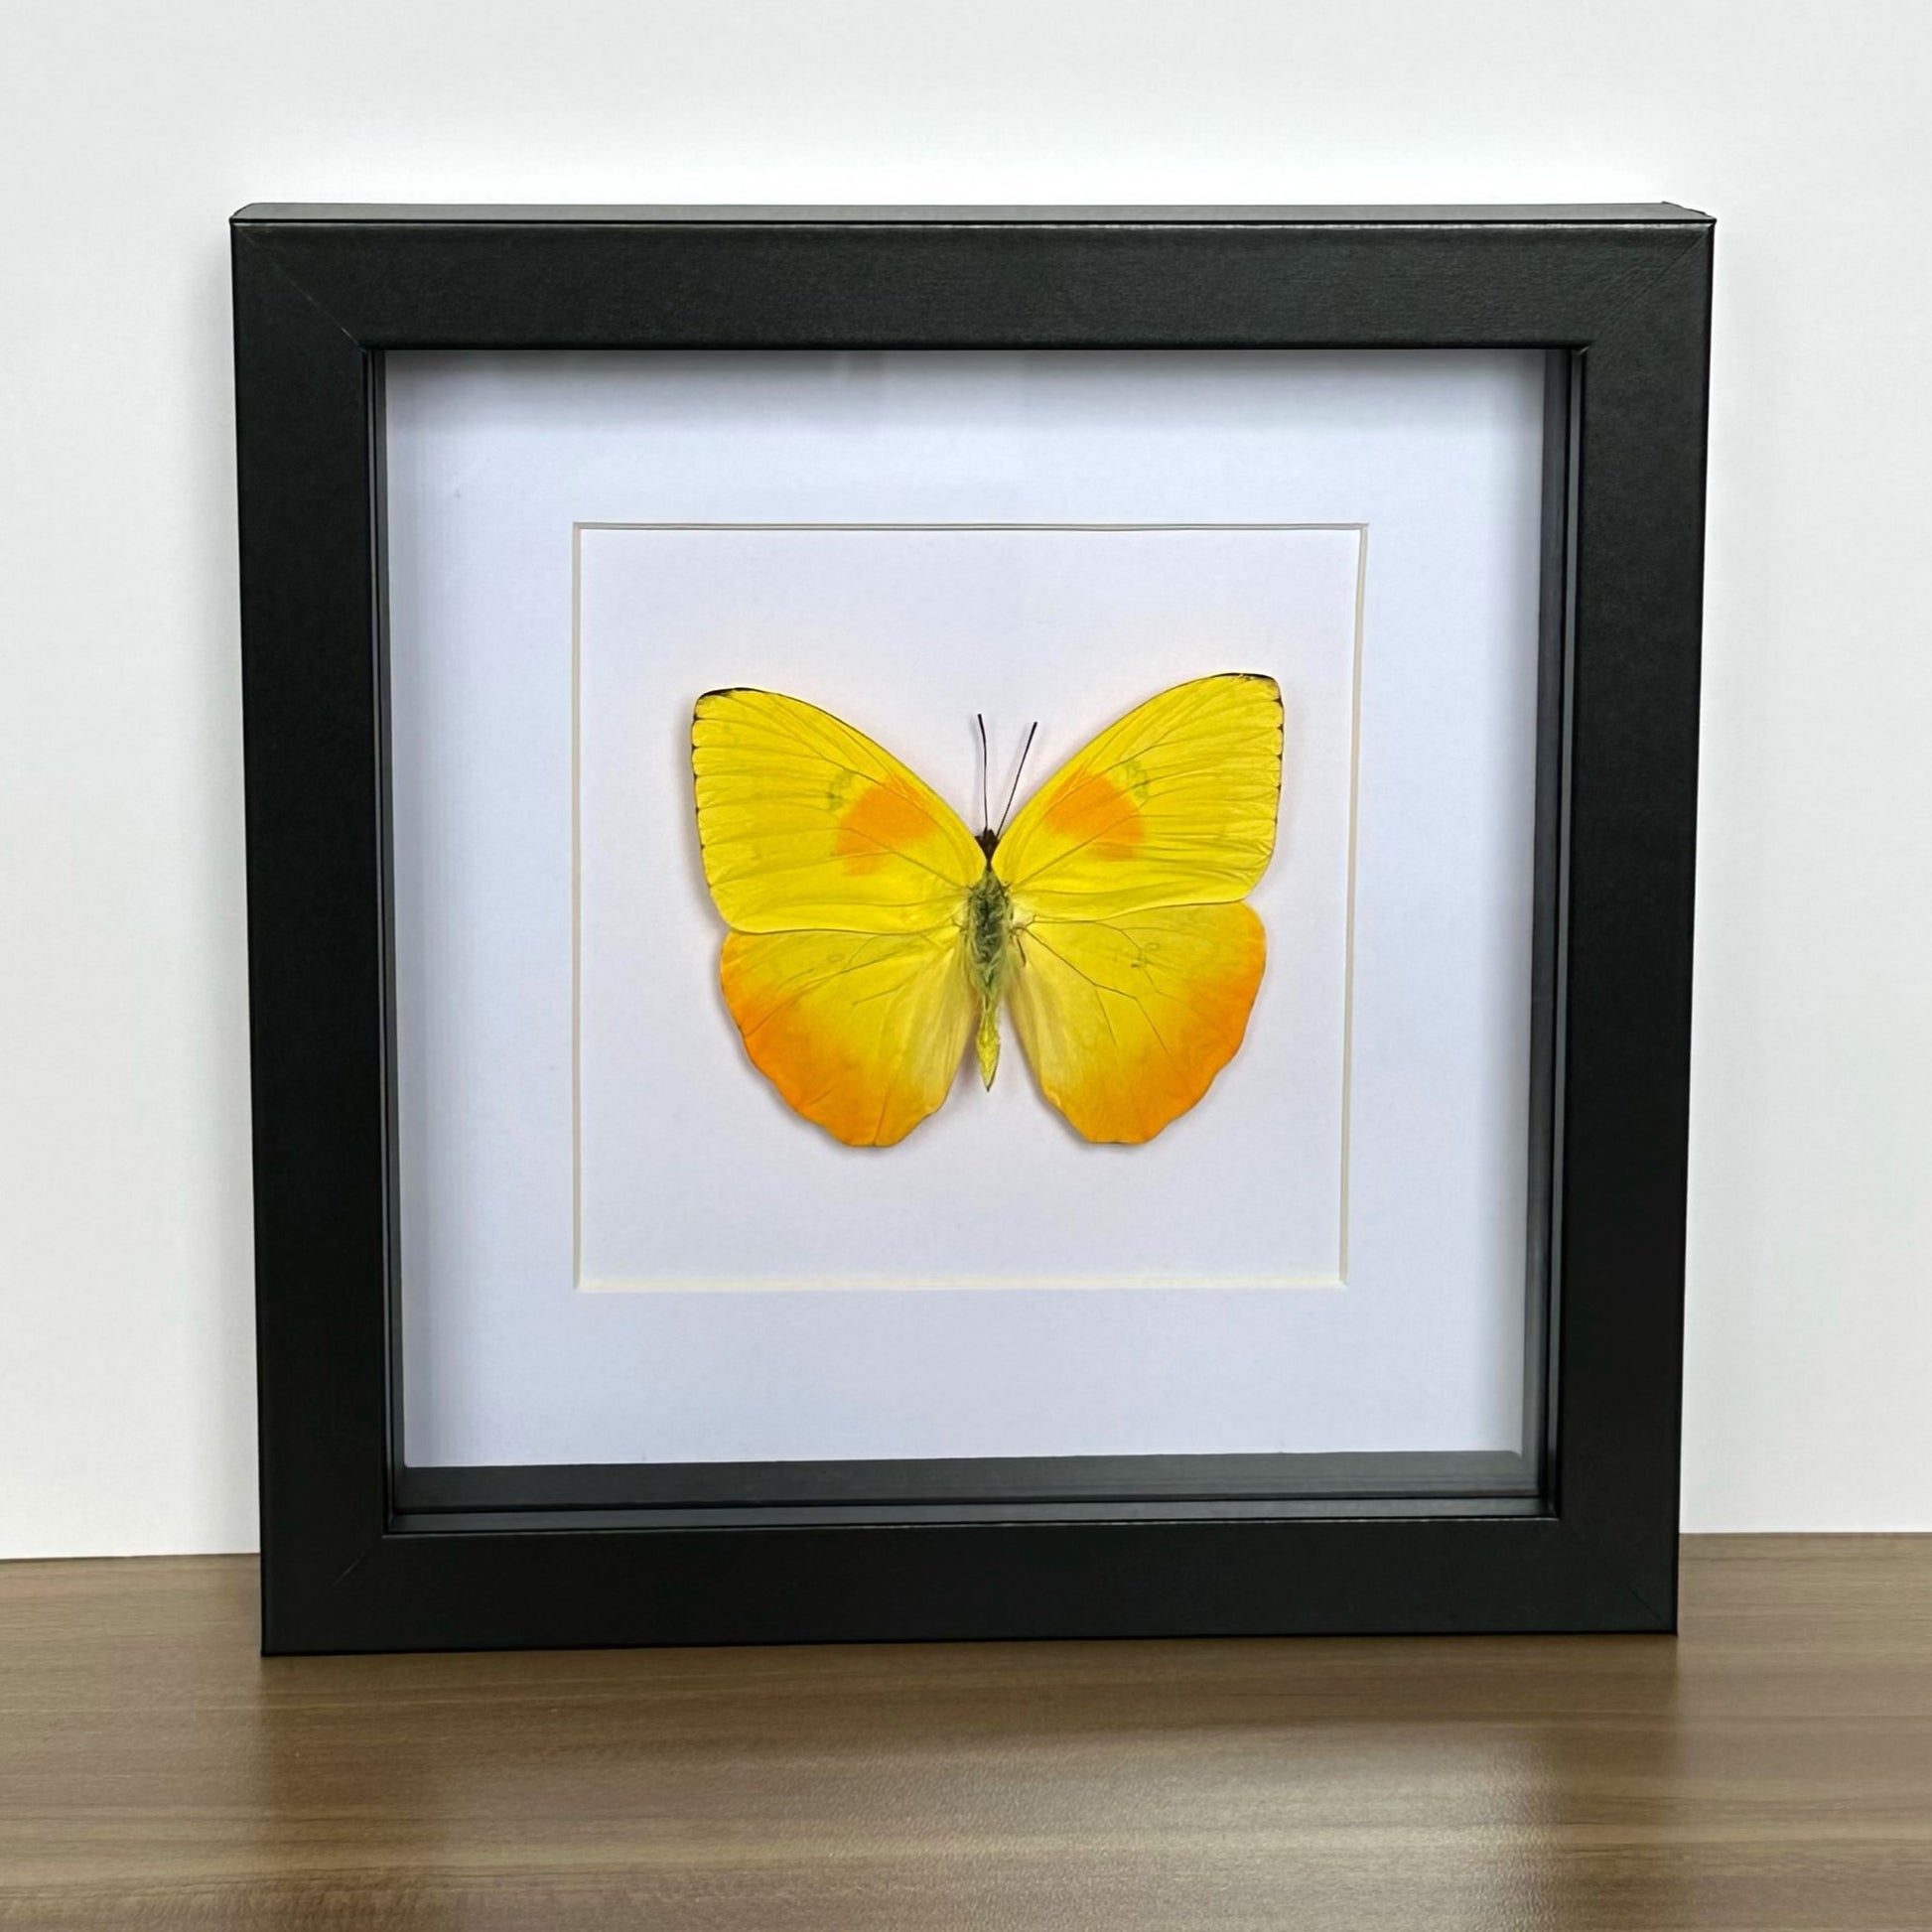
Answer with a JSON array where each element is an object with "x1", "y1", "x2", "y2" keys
[{"x1": 383, "y1": 348, "x2": 1553, "y2": 1509}]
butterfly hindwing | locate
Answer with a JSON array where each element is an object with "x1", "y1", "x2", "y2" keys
[
  {"x1": 721, "y1": 927, "x2": 976, "y2": 1147},
  {"x1": 1006, "y1": 903, "x2": 1267, "y2": 1145},
  {"x1": 995, "y1": 674, "x2": 1282, "y2": 1143}
]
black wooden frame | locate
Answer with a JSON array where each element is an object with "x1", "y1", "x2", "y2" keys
[{"x1": 232, "y1": 205, "x2": 1712, "y2": 1653}]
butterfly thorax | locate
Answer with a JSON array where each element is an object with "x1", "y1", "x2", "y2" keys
[
  {"x1": 964, "y1": 865, "x2": 1011, "y2": 980},
  {"x1": 964, "y1": 865, "x2": 1017, "y2": 1090}
]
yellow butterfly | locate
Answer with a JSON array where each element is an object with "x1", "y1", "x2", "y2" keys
[{"x1": 691, "y1": 673, "x2": 1283, "y2": 1147}]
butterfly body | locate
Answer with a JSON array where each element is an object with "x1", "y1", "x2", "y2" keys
[
  {"x1": 963, "y1": 863, "x2": 1017, "y2": 1087},
  {"x1": 693, "y1": 674, "x2": 1283, "y2": 1147}
]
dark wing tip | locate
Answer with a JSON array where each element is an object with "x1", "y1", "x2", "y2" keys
[
  {"x1": 1232, "y1": 672, "x2": 1284, "y2": 719},
  {"x1": 1188, "y1": 670, "x2": 1282, "y2": 697},
  {"x1": 693, "y1": 687, "x2": 772, "y2": 735}
]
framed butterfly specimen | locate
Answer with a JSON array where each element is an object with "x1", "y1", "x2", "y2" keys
[
  {"x1": 693, "y1": 676, "x2": 1282, "y2": 1147},
  {"x1": 233, "y1": 205, "x2": 1712, "y2": 1652}
]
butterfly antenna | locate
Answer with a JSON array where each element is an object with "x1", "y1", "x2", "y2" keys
[
  {"x1": 976, "y1": 714, "x2": 990, "y2": 835},
  {"x1": 996, "y1": 722, "x2": 1038, "y2": 837}
]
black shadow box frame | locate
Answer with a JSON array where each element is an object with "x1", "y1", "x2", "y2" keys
[{"x1": 231, "y1": 204, "x2": 1712, "y2": 1653}]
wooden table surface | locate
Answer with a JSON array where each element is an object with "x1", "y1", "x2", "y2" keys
[{"x1": 1, "y1": 1536, "x2": 1928, "y2": 1929}]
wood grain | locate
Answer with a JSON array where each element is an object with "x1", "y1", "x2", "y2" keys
[{"x1": 1, "y1": 1537, "x2": 1928, "y2": 1929}]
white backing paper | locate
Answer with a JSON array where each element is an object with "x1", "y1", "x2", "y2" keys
[{"x1": 577, "y1": 523, "x2": 1359, "y2": 1292}]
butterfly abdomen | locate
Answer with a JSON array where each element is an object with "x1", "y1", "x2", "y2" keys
[{"x1": 964, "y1": 867, "x2": 1015, "y2": 1089}]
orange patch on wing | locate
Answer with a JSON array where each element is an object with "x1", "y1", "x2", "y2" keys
[
  {"x1": 1038, "y1": 768, "x2": 1146, "y2": 859},
  {"x1": 834, "y1": 776, "x2": 937, "y2": 875}
]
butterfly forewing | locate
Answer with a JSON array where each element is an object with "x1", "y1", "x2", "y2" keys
[
  {"x1": 992, "y1": 673, "x2": 1282, "y2": 921},
  {"x1": 693, "y1": 689, "x2": 984, "y2": 933}
]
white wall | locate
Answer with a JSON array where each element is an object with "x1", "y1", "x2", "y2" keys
[{"x1": 4, "y1": 0, "x2": 1928, "y2": 1555}]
